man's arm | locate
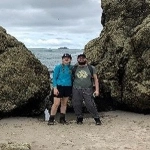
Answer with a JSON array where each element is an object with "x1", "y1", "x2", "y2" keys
[{"x1": 93, "y1": 74, "x2": 99, "y2": 96}]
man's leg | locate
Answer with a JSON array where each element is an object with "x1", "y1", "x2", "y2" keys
[
  {"x1": 72, "y1": 88, "x2": 83, "y2": 124},
  {"x1": 83, "y1": 88, "x2": 101, "y2": 125}
]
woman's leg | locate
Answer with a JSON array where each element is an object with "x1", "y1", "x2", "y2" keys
[
  {"x1": 48, "y1": 97, "x2": 61, "y2": 125},
  {"x1": 50, "y1": 97, "x2": 61, "y2": 115},
  {"x1": 60, "y1": 97, "x2": 68, "y2": 114},
  {"x1": 60, "y1": 97, "x2": 69, "y2": 124}
]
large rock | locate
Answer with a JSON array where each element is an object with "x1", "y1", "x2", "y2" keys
[
  {"x1": 85, "y1": 0, "x2": 150, "y2": 113},
  {"x1": 0, "y1": 26, "x2": 50, "y2": 116}
]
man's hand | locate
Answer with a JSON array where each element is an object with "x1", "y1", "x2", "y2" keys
[{"x1": 93, "y1": 90, "x2": 99, "y2": 97}]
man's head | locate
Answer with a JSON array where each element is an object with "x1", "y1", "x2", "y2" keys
[
  {"x1": 62, "y1": 53, "x2": 72, "y2": 64},
  {"x1": 77, "y1": 54, "x2": 87, "y2": 65}
]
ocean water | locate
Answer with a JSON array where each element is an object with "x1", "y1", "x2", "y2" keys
[{"x1": 29, "y1": 48, "x2": 83, "y2": 72}]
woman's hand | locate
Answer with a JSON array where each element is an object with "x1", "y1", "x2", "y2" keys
[{"x1": 53, "y1": 87, "x2": 59, "y2": 96}]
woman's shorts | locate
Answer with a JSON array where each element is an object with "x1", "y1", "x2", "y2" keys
[{"x1": 54, "y1": 85, "x2": 72, "y2": 98}]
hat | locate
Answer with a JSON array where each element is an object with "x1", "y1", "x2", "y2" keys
[
  {"x1": 77, "y1": 54, "x2": 86, "y2": 58},
  {"x1": 62, "y1": 53, "x2": 72, "y2": 59}
]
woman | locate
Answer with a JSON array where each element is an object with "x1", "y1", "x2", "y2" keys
[{"x1": 48, "y1": 53, "x2": 72, "y2": 125}]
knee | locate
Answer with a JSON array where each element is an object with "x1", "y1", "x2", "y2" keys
[
  {"x1": 61, "y1": 99, "x2": 68, "y2": 106},
  {"x1": 53, "y1": 103, "x2": 60, "y2": 109},
  {"x1": 61, "y1": 102, "x2": 67, "y2": 107}
]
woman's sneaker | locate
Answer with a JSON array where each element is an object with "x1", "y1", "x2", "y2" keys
[
  {"x1": 48, "y1": 120, "x2": 55, "y2": 125},
  {"x1": 59, "y1": 113, "x2": 69, "y2": 125},
  {"x1": 60, "y1": 119, "x2": 69, "y2": 125},
  {"x1": 48, "y1": 116, "x2": 55, "y2": 125}
]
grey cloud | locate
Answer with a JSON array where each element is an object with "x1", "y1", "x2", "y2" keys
[
  {"x1": 0, "y1": 0, "x2": 102, "y2": 48},
  {"x1": 0, "y1": 0, "x2": 101, "y2": 29},
  {"x1": 0, "y1": 0, "x2": 91, "y2": 9}
]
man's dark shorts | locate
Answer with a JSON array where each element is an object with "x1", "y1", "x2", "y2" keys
[{"x1": 54, "y1": 85, "x2": 72, "y2": 98}]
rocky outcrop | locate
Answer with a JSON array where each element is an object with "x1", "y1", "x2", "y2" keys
[
  {"x1": 0, "y1": 142, "x2": 31, "y2": 150},
  {"x1": 0, "y1": 26, "x2": 50, "y2": 117},
  {"x1": 85, "y1": 0, "x2": 150, "y2": 113}
]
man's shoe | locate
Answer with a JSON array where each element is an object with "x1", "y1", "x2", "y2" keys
[
  {"x1": 94, "y1": 118, "x2": 102, "y2": 125},
  {"x1": 77, "y1": 117, "x2": 83, "y2": 124}
]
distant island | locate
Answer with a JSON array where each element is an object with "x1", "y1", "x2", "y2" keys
[{"x1": 58, "y1": 47, "x2": 69, "y2": 49}]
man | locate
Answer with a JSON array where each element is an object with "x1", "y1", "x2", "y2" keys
[
  {"x1": 48, "y1": 53, "x2": 72, "y2": 125},
  {"x1": 72, "y1": 54, "x2": 101, "y2": 125}
]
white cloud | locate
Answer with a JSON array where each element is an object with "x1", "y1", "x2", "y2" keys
[{"x1": 0, "y1": 0, "x2": 103, "y2": 49}]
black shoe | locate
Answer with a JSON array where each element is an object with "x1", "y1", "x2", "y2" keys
[
  {"x1": 60, "y1": 119, "x2": 69, "y2": 125},
  {"x1": 77, "y1": 117, "x2": 83, "y2": 124},
  {"x1": 48, "y1": 116, "x2": 55, "y2": 125},
  {"x1": 59, "y1": 113, "x2": 69, "y2": 125},
  {"x1": 94, "y1": 118, "x2": 102, "y2": 125},
  {"x1": 48, "y1": 120, "x2": 55, "y2": 125}
]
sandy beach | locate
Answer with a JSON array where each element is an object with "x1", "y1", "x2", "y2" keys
[{"x1": 0, "y1": 110, "x2": 150, "y2": 150}]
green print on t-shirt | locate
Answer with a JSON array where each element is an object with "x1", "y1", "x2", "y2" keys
[
  {"x1": 76, "y1": 70, "x2": 88, "y2": 79},
  {"x1": 73, "y1": 65, "x2": 96, "y2": 88}
]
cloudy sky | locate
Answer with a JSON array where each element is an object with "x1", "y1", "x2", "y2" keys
[{"x1": 0, "y1": 0, "x2": 103, "y2": 49}]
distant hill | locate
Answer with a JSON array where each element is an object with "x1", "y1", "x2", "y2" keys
[{"x1": 58, "y1": 47, "x2": 69, "y2": 49}]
